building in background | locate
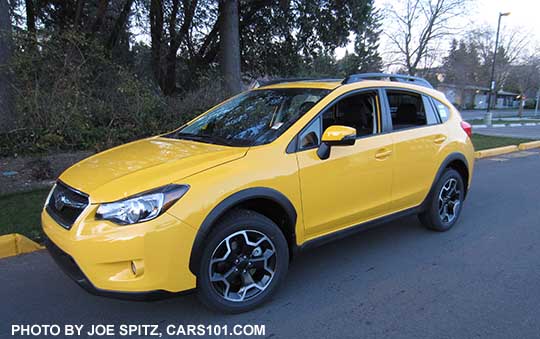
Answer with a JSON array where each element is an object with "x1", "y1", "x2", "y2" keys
[{"x1": 437, "y1": 84, "x2": 518, "y2": 110}]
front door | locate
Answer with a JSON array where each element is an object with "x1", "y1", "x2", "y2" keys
[{"x1": 296, "y1": 90, "x2": 394, "y2": 239}]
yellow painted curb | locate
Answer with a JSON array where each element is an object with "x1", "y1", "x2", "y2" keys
[
  {"x1": 518, "y1": 140, "x2": 540, "y2": 151},
  {"x1": 0, "y1": 233, "x2": 43, "y2": 259},
  {"x1": 475, "y1": 145, "x2": 519, "y2": 159}
]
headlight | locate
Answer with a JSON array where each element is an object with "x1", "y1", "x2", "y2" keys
[
  {"x1": 95, "y1": 184, "x2": 189, "y2": 225},
  {"x1": 44, "y1": 183, "x2": 57, "y2": 209}
]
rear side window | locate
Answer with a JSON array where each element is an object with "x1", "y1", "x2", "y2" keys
[
  {"x1": 387, "y1": 90, "x2": 428, "y2": 130},
  {"x1": 422, "y1": 96, "x2": 440, "y2": 125},
  {"x1": 432, "y1": 99, "x2": 451, "y2": 122}
]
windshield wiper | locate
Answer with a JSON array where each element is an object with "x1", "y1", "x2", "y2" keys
[{"x1": 173, "y1": 133, "x2": 239, "y2": 146}]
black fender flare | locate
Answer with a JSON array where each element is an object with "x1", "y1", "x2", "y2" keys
[
  {"x1": 188, "y1": 187, "x2": 297, "y2": 275},
  {"x1": 420, "y1": 152, "x2": 470, "y2": 210}
]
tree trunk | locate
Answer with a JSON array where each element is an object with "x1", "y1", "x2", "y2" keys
[
  {"x1": 25, "y1": 0, "x2": 37, "y2": 42},
  {"x1": 74, "y1": 0, "x2": 85, "y2": 28},
  {"x1": 107, "y1": 0, "x2": 134, "y2": 50},
  {"x1": 91, "y1": 0, "x2": 109, "y2": 34},
  {"x1": 150, "y1": 0, "x2": 164, "y2": 89},
  {"x1": 220, "y1": 0, "x2": 241, "y2": 95},
  {"x1": 0, "y1": 0, "x2": 14, "y2": 132},
  {"x1": 162, "y1": 0, "x2": 180, "y2": 96}
]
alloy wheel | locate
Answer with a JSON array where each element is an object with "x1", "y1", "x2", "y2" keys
[
  {"x1": 438, "y1": 178, "x2": 461, "y2": 224},
  {"x1": 208, "y1": 230, "x2": 276, "y2": 302}
]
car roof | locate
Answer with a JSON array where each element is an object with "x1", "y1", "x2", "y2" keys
[
  {"x1": 258, "y1": 79, "x2": 447, "y2": 102},
  {"x1": 259, "y1": 80, "x2": 343, "y2": 90}
]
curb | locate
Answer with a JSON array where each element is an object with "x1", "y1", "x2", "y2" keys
[
  {"x1": 475, "y1": 140, "x2": 540, "y2": 159},
  {"x1": 0, "y1": 233, "x2": 43, "y2": 259},
  {"x1": 518, "y1": 140, "x2": 540, "y2": 151},
  {"x1": 475, "y1": 145, "x2": 519, "y2": 159}
]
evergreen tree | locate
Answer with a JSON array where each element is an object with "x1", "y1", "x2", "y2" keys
[
  {"x1": 442, "y1": 39, "x2": 481, "y2": 86},
  {"x1": 351, "y1": 0, "x2": 382, "y2": 73},
  {"x1": 336, "y1": 0, "x2": 382, "y2": 76}
]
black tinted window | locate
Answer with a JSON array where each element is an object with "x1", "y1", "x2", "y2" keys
[
  {"x1": 387, "y1": 91, "x2": 427, "y2": 130},
  {"x1": 322, "y1": 91, "x2": 378, "y2": 137}
]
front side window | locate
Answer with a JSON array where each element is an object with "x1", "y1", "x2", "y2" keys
[
  {"x1": 166, "y1": 88, "x2": 329, "y2": 146},
  {"x1": 322, "y1": 91, "x2": 379, "y2": 137},
  {"x1": 387, "y1": 90, "x2": 429, "y2": 130},
  {"x1": 298, "y1": 91, "x2": 379, "y2": 151},
  {"x1": 298, "y1": 117, "x2": 321, "y2": 150}
]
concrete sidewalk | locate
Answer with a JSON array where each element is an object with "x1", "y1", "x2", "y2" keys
[
  {"x1": 473, "y1": 125, "x2": 540, "y2": 139},
  {"x1": 461, "y1": 109, "x2": 539, "y2": 120}
]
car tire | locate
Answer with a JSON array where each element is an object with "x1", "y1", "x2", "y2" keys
[
  {"x1": 419, "y1": 168, "x2": 465, "y2": 232},
  {"x1": 196, "y1": 209, "x2": 289, "y2": 313}
]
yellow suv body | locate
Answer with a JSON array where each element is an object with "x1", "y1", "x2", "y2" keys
[{"x1": 43, "y1": 74, "x2": 474, "y2": 312}]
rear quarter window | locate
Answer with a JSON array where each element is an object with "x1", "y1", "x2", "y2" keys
[{"x1": 432, "y1": 98, "x2": 451, "y2": 122}]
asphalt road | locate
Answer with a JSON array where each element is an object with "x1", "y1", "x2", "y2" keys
[{"x1": 1, "y1": 151, "x2": 540, "y2": 339}]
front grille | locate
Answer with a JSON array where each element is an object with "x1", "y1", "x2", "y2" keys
[{"x1": 46, "y1": 181, "x2": 89, "y2": 230}]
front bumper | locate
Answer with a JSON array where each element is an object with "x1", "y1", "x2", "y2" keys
[
  {"x1": 44, "y1": 237, "x2": 190, "y2": 300},
  {"x1": 42, "y1": 205, "x2": 198, "y2": 297}
]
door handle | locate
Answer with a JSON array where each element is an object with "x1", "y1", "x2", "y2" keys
[
  {"x1": 434, "y1": 135, "x2": 447, "y2": 144},
  {"x1": 375, "y1": 149, "x2": 392, "y2": 159}
]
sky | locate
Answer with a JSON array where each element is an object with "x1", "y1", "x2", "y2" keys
[
  {"x1": 336, "y1": 0, "x2": 540, "y2": 62},
  {"x1": 467, "y1": 0, "x2": 540, "y2": 37}
]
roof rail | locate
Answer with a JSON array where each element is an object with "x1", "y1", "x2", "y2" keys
[
  {"x1": 259, "y1": 77, "x2": 342, "y2": 87},
  {"x1": 342, "y1": 73, "x2": 433, "y2": 89}
]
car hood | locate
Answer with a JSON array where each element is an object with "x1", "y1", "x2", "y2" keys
[{"x1": 59, "y1": 137, "x2": 248, "y2": 203}]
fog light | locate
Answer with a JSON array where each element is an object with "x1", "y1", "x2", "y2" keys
[{"x1": 130, "y1": 260, "x2": 144, "y2": 277}]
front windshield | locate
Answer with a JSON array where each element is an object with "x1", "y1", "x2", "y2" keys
[{"x1": 165, "y1": 88, "x2": 330, "y2": 146}]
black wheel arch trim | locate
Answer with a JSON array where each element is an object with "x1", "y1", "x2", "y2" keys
[
  {"x1": 188, "y1": 187, "x2": 297, "y2": 275},
  {"x1": 421, "y1": 152, "x2": 470, "y2": 210}
]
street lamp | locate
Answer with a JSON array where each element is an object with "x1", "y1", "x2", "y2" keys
[{"x1": 485, "y1": 11, "x2": 510, "y2": 126}]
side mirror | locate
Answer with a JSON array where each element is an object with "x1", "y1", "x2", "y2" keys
[{"x1": 317, "y1": 125, "x2": 356, "y2": 160}]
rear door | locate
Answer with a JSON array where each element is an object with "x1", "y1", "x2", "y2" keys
[{"x1": 381, "y1": 89, "x2": 447, "y2": 212}]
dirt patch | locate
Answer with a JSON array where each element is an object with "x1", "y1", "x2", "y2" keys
[{"x1": 0, "y1": 151, "x2": 93, "y2": 195}]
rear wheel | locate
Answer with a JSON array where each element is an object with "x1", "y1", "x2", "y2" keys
[
  {"x1": 197, "y1": 209, "x2": 289, "y2": 313},
  {"x1": 419, "y1": 168, "x2": 465, "y2": 232}
]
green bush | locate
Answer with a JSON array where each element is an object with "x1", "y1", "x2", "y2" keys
[
  {"x1": 0, "y1": 31, "x2": 228, "y2": 157},
  {"x1": 524, "y1": 99, "x2": 537, "y2": 109}
]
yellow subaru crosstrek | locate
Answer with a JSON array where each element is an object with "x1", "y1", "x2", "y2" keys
[{"x1": 43, "y1": 73, "x2": 474, "y2": 313}]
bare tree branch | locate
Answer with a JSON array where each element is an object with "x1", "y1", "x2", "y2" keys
[{"x1": 385, "y1": 0, "x2": 469, "y2": 75}]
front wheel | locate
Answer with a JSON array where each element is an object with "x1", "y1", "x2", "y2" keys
[
  {"x1": 197, "y1": 209, "x2": 289, "y2": 313},
  {"x1": 419, "y1": 168, "x2": 465, "y2": 232}
]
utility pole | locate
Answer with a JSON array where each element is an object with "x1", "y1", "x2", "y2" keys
[
  {"x1": 485, "y1": 12, "x2": 510, "y2": 126},
  {"x1": 535, "y1": 88, "x2": 539, "y2": 117}
]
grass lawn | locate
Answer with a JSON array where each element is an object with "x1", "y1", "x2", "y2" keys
[
  {"x1": 0, "y1": 189, "x2": 49, "y2": 242},
  {"x1": 471, "y1": 134, "x2": 533, "y2": 151}
]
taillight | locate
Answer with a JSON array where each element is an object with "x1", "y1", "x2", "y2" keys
[{"x1": 460, "y1": 121, "x2": 472, "y2": 138}]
